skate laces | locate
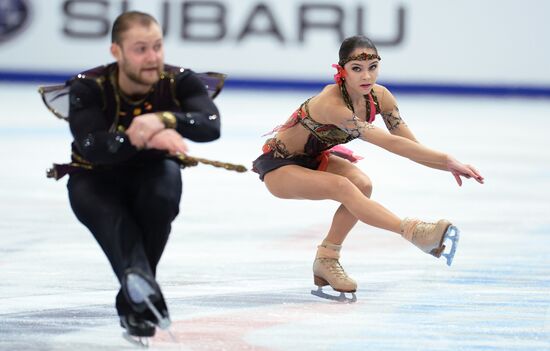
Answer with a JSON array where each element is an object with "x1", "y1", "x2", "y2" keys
[
  {"x1": 318, "y1": 258, "x2": 350, "y2": 281},
  {"x1": 402, "y1": 218, "x2": 442, "y2": 241},
  {"x1": 415, "y1": 222, "x2": 438, "y2": 238}
]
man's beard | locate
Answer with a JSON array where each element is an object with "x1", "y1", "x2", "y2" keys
[{"x1": 121, "y1": 60, "x2": 162, "y2": 87}]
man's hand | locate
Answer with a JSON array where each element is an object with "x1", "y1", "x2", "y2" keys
[
  {"x1": 126, "y1": 113, "x2": 165, "y2": 149},
  {"x1": 147, "y1": 129, "x2": 189, "y2": 155}
]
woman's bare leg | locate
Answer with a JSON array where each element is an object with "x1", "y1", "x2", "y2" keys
[
  {"x1": 324, "y1": 205, "x2": 358, "y2": 244},
  {"x1": 264, "y1": 165, "x2": 401, "y2": 234},
  {"x1": 324, "y1": 156, "x2": 372, "y2": 244}
]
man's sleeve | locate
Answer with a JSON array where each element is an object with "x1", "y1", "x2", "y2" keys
[
  {"x1": 171, "y1": 71, "x2": 221, "y2": 142},
  {"x1": 68, "y1": 79, "x2": 138, "y2": 164}
]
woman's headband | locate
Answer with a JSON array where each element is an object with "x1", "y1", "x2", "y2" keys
[{"x1": 338, "y1": 52, "x2": 381, "y2": 67}]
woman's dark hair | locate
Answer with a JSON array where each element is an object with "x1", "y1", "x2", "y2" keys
[
  {"x1": 338, "y1": 36, "x2": 378, "y2": 66},
  {"x1": 111, "y1": 11, "x2": 159, "y2": 45}
]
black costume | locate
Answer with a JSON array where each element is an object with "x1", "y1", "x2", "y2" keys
[{"x1": 44, "y1": 62, "x2": 223, "y2": 328}]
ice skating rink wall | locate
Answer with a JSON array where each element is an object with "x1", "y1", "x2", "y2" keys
[{"x1": 1, "y1": 0, "x2": 549, "y2": 93}]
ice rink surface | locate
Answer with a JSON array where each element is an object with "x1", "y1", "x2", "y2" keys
[{"x1": 0, "y1": 83, "x2": 549, "y2": 350}]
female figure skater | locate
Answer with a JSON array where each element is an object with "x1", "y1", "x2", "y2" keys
[{"x1": 252, "y1": 35, "x2": 484, "y2": 299}]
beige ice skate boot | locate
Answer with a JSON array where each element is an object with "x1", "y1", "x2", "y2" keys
[
  {"x1": 311, "y1": 241, "x2": 357, "y2": 302},
  {"x1": 400, "y1": 217, "x2": 460, "y2": 266}
]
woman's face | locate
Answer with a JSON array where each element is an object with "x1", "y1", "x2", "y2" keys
[{"x1": 343, "y1": 47, "x2": 380, "y2": 95}]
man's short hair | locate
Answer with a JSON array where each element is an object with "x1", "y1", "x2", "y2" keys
[{"x1": 111, "y1": 11, "x2": 159, "y2": 45}]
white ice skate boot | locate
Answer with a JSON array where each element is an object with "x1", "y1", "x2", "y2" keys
[
  {"x1": 400, "y1": 218, "x2": 460, "y2": 266},
  {"x1": 311, "y1": 241, "x2": 357, "y2": 302}
]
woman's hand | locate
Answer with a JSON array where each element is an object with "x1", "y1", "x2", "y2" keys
[{"x1": 446, "y1": 155, "x2": 484, "y2": 186}]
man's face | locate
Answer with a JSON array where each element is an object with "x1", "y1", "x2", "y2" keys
[{"x1": 113, "y1": 22, "x2": 164, "y2": 88}]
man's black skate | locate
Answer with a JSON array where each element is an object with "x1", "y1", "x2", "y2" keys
[
  {"x1": 119, "y1": 313, "x2": 156, "y2": 348},
  {"x1": 121, "y1": 268, "x2": 171, "y2": 330},
  {"x1": 120, "y1": 313, "x2": 156, "y2": 337}
]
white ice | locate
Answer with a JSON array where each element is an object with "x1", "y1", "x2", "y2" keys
[{"x1": 0, "y1": 84, "x2": 549, "y2": 350}]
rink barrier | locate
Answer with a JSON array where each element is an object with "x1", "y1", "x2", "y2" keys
[{"x1": 2, "y1": 70, "x2": 550, "y2": 98}]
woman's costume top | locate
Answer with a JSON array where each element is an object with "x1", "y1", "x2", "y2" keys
[
  {"x1": 263, "y1": 91, "x2": 380, "y2": 160},
  {"x1": 258, "y1": 51, "x2": 382, "y2": 170}
]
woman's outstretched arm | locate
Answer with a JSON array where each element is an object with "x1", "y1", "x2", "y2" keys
[{"x1": 342, "y1": 118, "x2": 483, "y2": 185}]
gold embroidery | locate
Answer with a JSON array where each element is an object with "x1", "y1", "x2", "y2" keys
[
  {"x1": 338, "y1": 117, "x2": 375, "y2": 139},
  {"x1": 381, "y1": 105, "x2": 406, "y2": 131},
  {"x1": 265, "y1": 138, "x2": 293, "y2": 158}
]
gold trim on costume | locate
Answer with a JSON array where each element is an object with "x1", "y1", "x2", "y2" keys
[
  {"x1": 38, "y1": 84, "x2": 68, "y2": 120},
  {"x1": 109, "y1": 70, "x2": 121, "y2": 133},
  {"x1": 157, "y1": 111, "x2": 177, "y2": 129}
]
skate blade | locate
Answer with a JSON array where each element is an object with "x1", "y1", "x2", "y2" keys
[
  {"x1": 126, "y1": 273, "x2": 172, "y2": 330},
  {"x1": 311, "y1": 287, "x2": 357, "y2": 303},
  {"x1": 441, "y1": 225, "x2": 460, "y2": 266},
  {"x1": 122, "y1": 331, "x2": 150, "y2": 348}
]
